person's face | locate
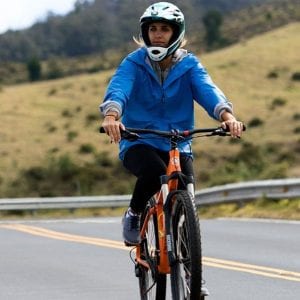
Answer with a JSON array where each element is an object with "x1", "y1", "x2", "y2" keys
[{"x1": 148, "y1": 22, "x2": 173, "y2": 47}]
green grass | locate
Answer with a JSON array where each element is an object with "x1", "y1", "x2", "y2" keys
[{"x1": 199, "y1": 198, "x2": 300, "y2": 220}]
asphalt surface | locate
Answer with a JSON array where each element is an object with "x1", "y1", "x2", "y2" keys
[{"x1": 0, "y1": 217, "x2": 299, "y2": 300}]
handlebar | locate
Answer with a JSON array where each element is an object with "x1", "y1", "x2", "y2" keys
[{"x1": 99, "y1": 125, "x2": 246, "y2": 141}]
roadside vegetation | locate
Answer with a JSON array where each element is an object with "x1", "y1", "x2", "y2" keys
[
  {"x1": 0, "y1": 23, "x2": 299, "y2": 219},
  {"x1": 1, "y1": 198, "x2": 299, "y2": 220}
]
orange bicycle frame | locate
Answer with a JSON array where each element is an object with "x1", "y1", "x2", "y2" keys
[{"x1": 135, "y1": 148, "x2": 182, "y2": 274}]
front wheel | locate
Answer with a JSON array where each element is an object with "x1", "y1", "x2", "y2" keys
[{"x1": 170, "y1": 191, "x2": 202, "y2": 300}]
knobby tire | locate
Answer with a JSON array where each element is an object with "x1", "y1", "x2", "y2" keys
[{"x1": 170, "y1": 191, "x2": 202, "y2": 300}]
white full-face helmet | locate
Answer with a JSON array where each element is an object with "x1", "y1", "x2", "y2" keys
[{"x1": 140, "y1": 2, "x2": 185, "y2": 61}]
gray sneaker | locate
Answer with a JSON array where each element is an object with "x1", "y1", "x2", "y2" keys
[
  {"x1": 201, "y1": 286, "x2": 210, "y2": 297},
  {"x1": 201, "y1": 280, "x2": 210, "y2": 297},
  {"x1": 122, "y1": 208, "x2": 141, "y2": 246}
]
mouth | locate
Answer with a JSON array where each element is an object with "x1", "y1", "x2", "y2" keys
[{"x1": 152, "y1": 42, "x2": 167, "y2": 47}]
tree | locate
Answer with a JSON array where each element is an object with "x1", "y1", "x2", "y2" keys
[
  {"x1": 26, "y1": 57, "x2": 41, "y2": 81},
  {"x1": 202, "y1": 10, "x2": 224, "y2": 49}
]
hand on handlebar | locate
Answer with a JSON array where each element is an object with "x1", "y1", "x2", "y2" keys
[
  {"x1": 101, "y1": 116, "x2": 125, "y2": 143},
  {"x1": 221, "y1": 119, "x2": 244, "y2": 138}
]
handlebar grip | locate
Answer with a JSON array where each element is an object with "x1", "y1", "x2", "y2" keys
[
  {"x1": 223, "y1": 124, "x2": 247, "y2": 132},
  {"x1": 99, "y1": 127, "x2": 139, "y2": 141}
]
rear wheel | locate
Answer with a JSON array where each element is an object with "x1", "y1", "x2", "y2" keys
[
  {"x1": 138, "y1": 198, "x2": 166, "y2": 300},
  {"x1": 170, "y1": 191, "x2": 202, "y2": 300}
]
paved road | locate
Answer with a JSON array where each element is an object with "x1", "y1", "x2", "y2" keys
[{"x1": 0, "y1": 217, "x2": 299, "y2": 299}]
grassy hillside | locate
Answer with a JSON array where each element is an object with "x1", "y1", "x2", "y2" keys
[{"x1": 0, "y1": 23, "x2": 299, "y2": 197}]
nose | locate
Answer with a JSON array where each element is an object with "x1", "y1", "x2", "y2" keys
[{"x1": 154, "y1": 30, "x2": 163, "y2": 38}]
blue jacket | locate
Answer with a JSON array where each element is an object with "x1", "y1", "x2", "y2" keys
[{"x1": 100, "y1": 47, "x2": 232, "y2": 160}]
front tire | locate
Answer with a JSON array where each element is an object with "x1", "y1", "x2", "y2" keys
[{"x1": 170, "y1": 191, "x2": 202, "y2": 300}]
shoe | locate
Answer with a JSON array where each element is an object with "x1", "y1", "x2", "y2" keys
[
  {"x1": 201, "y1": 280, "x2": 210, "y2": 297},
  {"x1": 122, "y1": 208, "x2": 141, "y2": 246},
  {"x1": 201, "y1": 286, "x2": 210, "y2": 297}
]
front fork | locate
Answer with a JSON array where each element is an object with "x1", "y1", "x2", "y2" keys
[{"x1": 135, "y1": 173, "x2": 195, "y2": 275}]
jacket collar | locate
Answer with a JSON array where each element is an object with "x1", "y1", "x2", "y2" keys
[{"x1": 127, "y1": 47, "x2": 198, "y2": 87}]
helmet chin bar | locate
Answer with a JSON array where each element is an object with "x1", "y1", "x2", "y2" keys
[
  {"x1": 146, "y1": 31, "x2": 185, "y2": 62},
  {"x1": 147, "y1": 46, "x2": 168, "y2": 61}
]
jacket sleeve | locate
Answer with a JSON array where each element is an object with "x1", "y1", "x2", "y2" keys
[
  {"x1": 99, "y1": 57, "x2": 137, "y2": 117},
  {"x1": 190, "y1": 61, "x2": 233, "y2": 120}
]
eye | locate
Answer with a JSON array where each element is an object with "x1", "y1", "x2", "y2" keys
[{"x1": 161, "y1": 26, "x2": 172, "y2": 32}]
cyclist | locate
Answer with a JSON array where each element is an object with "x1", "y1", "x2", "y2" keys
[{"x1": 100, "y1": 2, "x2": 244, "y2": 246}]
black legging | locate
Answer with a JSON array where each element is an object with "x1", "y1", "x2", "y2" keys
[{"x1": 123, "y1": 144, "x2": 194, "y2": 213}]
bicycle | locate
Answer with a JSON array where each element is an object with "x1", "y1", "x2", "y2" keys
[{"x1": 100, "y1": 125, "x2": 244, "y2": 300}]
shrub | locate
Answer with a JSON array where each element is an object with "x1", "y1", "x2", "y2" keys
[
  {"x1": 67, "y1": 131, "x2": 78, "y2": 142},
  {"x1": 291, "y1": 72, "x2": 300, "y2": 81},
  {"x1": 48, "y1": 126, "x2": 57, "y2": 133},
  {"x1": 267, "y1": 71, "x2": 278, "y2": 79},
  {"x1": 86, "y1": 113, "x2": 99, "y2": 125},
  {"x1": 95, "y1": 151, "x2": 114, "y2": 167},
  {"x1": 248, "y1": 117, "x2": 264, "y2": 127},
  {"x1": 293, "y1": 113, "x2": 300, "y2": 121},
  {"x1": 62, "y1": 109, "x2": 73, "y2": 118},
  {"x1": 270, "y1": 97, "x2": 286, "y2": 110},
  {"x1": 49, "y1": 147, "x2": 59, "y2": 153},
  {"x1": 48, "y1": 88, "x2": 57, "y2": 96},
  {"x1": 46, "y1": 123, "x2": 57, "y2": 133},
  {"x1": 79, "y1": 143, "x2": 95, "y2": 154},
  {"x1": 24, "y1": 167, "x2": 47, "y2": 181},
  {"x1": 55, "y1": 154, "x2": 79, "y2": 181},
  {"x1": 207, "y1": 141, "x2": 289, "y2": 187}
]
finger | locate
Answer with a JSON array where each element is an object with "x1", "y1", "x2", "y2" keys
[
  {"x1": 233, "y1": 123, "x2": 239, "y2": 137},
  {"x1": 234, "y1": 122, "x2": 243, "y2": 138},
  {"x1": 110, "y1": 124, "x2": 121, "y2": 143},
  {"x1": 221, "y1": 122, "x2": 226, "y2": 129},
  {"x1": 239, "y1": 123, "x2": 244, "y2": 137}
]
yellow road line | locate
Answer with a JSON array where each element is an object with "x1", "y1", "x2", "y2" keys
[
  {"x1": 203, "y1": 257, "x2": 300, "y2": 279},
  {"x1": 203, "y1": 261, "x2": 300, "y2": 282},
  {"x1": 1, "y1": 224, "x2": 128, "y2": 251},
  {"x1": 1, "y1": 224, "x2": 300, "y2": 282}
]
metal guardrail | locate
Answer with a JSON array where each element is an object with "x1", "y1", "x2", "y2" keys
[
  {"x1": 0, "y1": 179, "x2": 299, "y2": 211},
  {"x1": 195, "y1": 178, "x2": 300, "y2": 205}
]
